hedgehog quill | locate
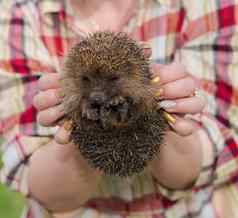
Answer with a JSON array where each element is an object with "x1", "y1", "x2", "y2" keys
[{"x1": 61, "y1": 32, "x2": 168, "y2": 177}]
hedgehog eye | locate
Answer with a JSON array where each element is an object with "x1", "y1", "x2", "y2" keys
[
  {"x1": 109, "y1": 75, "x2": 120, "y2": 82},
  {"x1": 81, "y1": 75, "x2": 91, "y2": 83}
]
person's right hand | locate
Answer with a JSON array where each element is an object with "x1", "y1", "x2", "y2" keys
[
  {"x1": 33, "y1": 73, "x2": 72, "y2": 143},
  {"x1": 31, "y1": 73, "x2": 102, "y2": 212},
  {"x1": 33, "y1": 73, "x2": 64, "y2": 127}
]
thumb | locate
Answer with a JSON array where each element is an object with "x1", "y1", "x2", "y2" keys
[
  {"x1": 54, "y1": 120, "x2": 73, "y2": 145},
  {"x1": 163, "y1": 112, "x2": 200, "y2": 136}
]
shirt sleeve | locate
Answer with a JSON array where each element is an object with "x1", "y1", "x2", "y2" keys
[
  {"x1": 0, "y1": 2, "x2": 58, "y2": 218},
  {"x1": 0, "y1": 67, "x2": 54, "y2": 218},
  {"x1": 0, "y1": 1, "x2": 57, "y2": 197},
  {"x1": 154, "y1": 0, "x2": 238, "y2": 200}
]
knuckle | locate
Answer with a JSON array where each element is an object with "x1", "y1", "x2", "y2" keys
[
  {"x1": 194, "y1": 92, "x2": 207, "y2": 109},
  {"x1": 37, "y1": 110, "x2": 51, "y2": 126},
  {"x1": 33, "y1": 92, "x2": 42, "y2": 109},
  {"x1": 199, "y1": 97, "x2": 206, "y2": 111},
  {"x1": 33, "y1": 95, "x2": 39, "y2": 108},
  {"x1": 162, "y1": 85, "x2": 170, "y2": 96},
  {"x1": 187, "y1": 76, "x2": 196, "y2": 87},
  {"x1": 37, "y1": 112, "x2": 45, "y2": 125},
  {"x1": 164, "y1": 85, "x2": 176, "y2": 97},
  {"x1": 47, "y1": 89, "x2": 57, "y2": 102},
  {"x1": 54, "y1": 89, "x2": 61, "y2": 101},
  {"x1": 34, "y1": 90, "x2": 59, "y2": 110},
  {"x1": 176, "y1": 120, "x2": 194, "y2": 136},
  {"x1": 36, "y1": 100, "x2": 63, "y2": 127},
  {"x1": 37, "y1": 75, "x2": 47, "y2": 90},
  {"x1": 177, "y1": 64, "x2": 187, "y2": 75},
  {"x1": 171, "y1": 62, "x2": 186, "y2": 74}
]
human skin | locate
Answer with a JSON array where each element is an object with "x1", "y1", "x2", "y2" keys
[
  {"x1": 29, "y1": 0, "x2": 205, "y2": 213},
  {"x1": 28, "y1": 140, "x2": 103, "y2": 212},
  {"x1": 30, "y1": 62, "x2": 205, "y2": 212}
]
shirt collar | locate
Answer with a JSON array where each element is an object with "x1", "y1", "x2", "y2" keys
[
  {"x1": 39, "y1": 0, "x2": 172, "y2": 16},
  {"x1": 39, "y1": 0, "x2": 63, "y2": 15}
]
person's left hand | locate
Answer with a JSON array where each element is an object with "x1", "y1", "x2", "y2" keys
[
  {"x1": 145, "y1": 60, "x2": 206, "y2": 189},
  {"x1": 150, "y1": 62, "x2": 206, "y2": 136}
]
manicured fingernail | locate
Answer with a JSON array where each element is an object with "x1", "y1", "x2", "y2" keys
[
  {"x1": 58, "y1": 76, "x2": 63, "y2": 84},
  {"x1": 159, "y1": 100, "x2": 176, "y2": 109},
  {"x1": 63, "y1": 120, "x2": 72, "y2": 131},
  {"x1": 155, "y1": 89, "x2": 163, "y2": 97},
  {"x1": 55, "y1": 128, "x2": 70, "y2": 145},
  {"x1": 163, "y1": 111, "x2": 176, "y2": 124},
  {"x1": 140, "y1": 42, "x2": 151, "y2": 49},
  {"x1": 57, "y1": 104, "x2": 65, "y2": 115},
  {"x1": 151, "y1": 76, "x2": 160, "y2": 84},
  {"x1": 59, "y1": 75, "x2": 64, "y2": 86},
  {"x1": 58, "y1": 89, "x2": 65, "y2": 98}
]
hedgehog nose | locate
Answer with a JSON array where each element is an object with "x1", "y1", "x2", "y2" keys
[{"x1": 89, "y1": 92, "x2": 106, "y2": 107}]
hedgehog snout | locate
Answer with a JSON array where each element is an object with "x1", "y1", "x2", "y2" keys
[
  {"x1": 89, "y1": 91, "x2": 107, "y2": 108},
  {"x1": 83, "y1": 92, "x2": 134, "y2": 128},
  {"x1": 100, "y1": 96, "x2": 130, "y2": 128},
  {"x1": 81, "y1": 91, "x2": 106, "y2": 121}
]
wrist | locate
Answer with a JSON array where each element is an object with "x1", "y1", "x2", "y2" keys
[
  {"x1": 149, "y1": 130, "x2": 203, "y2": 190},
  {"x1": 28, "y1": 140, "x2": 102, "y2": 212}
]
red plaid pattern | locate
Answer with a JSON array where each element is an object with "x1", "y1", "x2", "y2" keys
[{"x1": 0, "y1": 0, "x2": 238, "y2": 217}]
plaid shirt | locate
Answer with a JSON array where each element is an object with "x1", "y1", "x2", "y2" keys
[{"x1": 0, "y1": 0, "x2": 238, "y2": 217}]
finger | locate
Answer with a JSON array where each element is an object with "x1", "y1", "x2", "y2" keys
[
  {"x1": 33, "y1": 89, "x2": 64, "y2": 111},
  {"x1": 159, "y1": 96, "x2": 206, "y2": 114},
  {"x1": 151, "y1": 62, "x2": 187, "y2": 85},
  {"x1": 37, "y1": 104, "x2": 65, "y2": 127},
  {"x1": 54, "y1": 120, "x2": 72, "y2": 145},
  {"x1": 38, "y1": 73, "x2": 61, "y2": 91},
  {"x1": 156, "y1": 76, "x2": 197, "y2": 99},
  {"x1": 166, "y1": 115, "x2": 200, "y2": 136}
]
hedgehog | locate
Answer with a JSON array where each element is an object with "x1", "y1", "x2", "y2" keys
[{"x1": 61, "y1": 31, "x2": 168, "y2": 177}]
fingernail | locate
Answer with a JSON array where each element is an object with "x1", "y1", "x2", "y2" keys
[
  {"x1": 58, "y1": 76, "x2": 64, "y2": 85},
  {"x1": 140, "y1": 42, "x2": 151, "y2": 49},
  {"x1": 57, "y1": 104, "x2": 65, "y2": 115},
  {"x1": 63, "y1": 120, "x2": 73, "y2": 131},
  {"x1": 159, "y1": 100, "x2": 176, "y2": 109},
  {"x1": 58, "y1": 89, "x2": 65, "y2": 98},
  {"x1": 151, "y1": 76, "x2": 160, "y2": 84},
  {"x1": 55, "y1": 128, "x2": 71, "y2": 145},
  {"x1": 163, "y1": 111, "x2": 176, "y2": 124},
  {"x1": 155, "y1": 89, "x2": 163, "y2": 98}
]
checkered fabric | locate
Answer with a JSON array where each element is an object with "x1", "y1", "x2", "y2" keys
[{"x1": 0, "y1": 0, "x2": 238, "y2": 217}]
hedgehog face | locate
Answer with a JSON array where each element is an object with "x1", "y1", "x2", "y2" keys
[
  {"x1": 78, "y1": 67, "x2": 149, "y2": 129},
  {"x1": 61, "y1": 32, "x2": 168, "y2": 177},
  {"x1": 62, "y1": 32, "x2": 155, "y2": 129}
]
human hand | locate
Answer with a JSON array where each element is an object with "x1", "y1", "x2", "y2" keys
[
  {"x1": 28, "y1": 136, "x2": 102, "y2": 212},
  {"x1": 33, "y1": 73, "x2": 64, "y2": 127},
  {"x1": 31, "y1": 74, "x2": 102, "y2": 212},
  {"x1": 148, "y1": 61, "x2": 206, "y2": 189},
  {"x1": 150, "y1": 62, "x2": 206, "y2": 136},
  {"x1": 33, "y1": 73, "x2": 71, "y2": 143}
]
